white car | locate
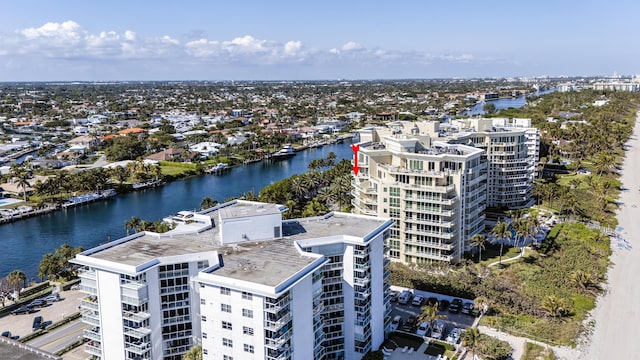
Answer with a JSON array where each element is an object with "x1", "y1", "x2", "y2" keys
[
  {"x1": 431, "y1": 319, "x2": 446, "y2": 339},
  {"x1": 446, "y1": 327, "x2": 462, "y2": 343},
  {"x1": 390, "y1": 315, "x2": 402, "y2": 332},
  {"x1": 412, "y1": 295, "x2": 425, "y2": 306},
  {"x1": 416, "y1": 322, "x2": 431, "y2": 336}
]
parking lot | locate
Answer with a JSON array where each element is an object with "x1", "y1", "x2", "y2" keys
[
  {"x1": 0, "y1": 288, "x2": 83, "y2": 340},
  {"x1": 389, "y1": 285, "x2": 477, "y2": 344}
]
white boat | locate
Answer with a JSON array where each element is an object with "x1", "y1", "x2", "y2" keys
[
  {"x1": 205, "y1": 163, "x2": 229, "y2": 174},
  {"x1": 271, "y1": 144, "x2": 296, "y2": 160}
]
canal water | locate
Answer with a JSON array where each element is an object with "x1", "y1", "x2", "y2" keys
[{"x1": 1, "y1": 142, "x2": 354, "y2": 279}]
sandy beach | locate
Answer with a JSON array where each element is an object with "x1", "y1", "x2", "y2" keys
[{"x1": 579, "y1": 111, "x2": 640, "y2": 359}]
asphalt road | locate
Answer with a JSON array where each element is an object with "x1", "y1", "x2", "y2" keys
[{"x1": 27, "y1": 320, "x2": 87, "y2": 354}]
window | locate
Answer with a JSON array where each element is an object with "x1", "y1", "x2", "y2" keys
[
  {"x1": 222, "y1": 338, "x2": 233, "y2": 347},
  {"x1": 200, "y1": 298, "x2": 206, "y2": 305},
  {"x1": 244, "y1": 344, "x2": 255, "y2": 353},
  {"x1": 220, "y1": 287, "x2": 231, "y2": 295},
  {"x1": 242, "y1": 309, "x2": 253, "y2": 318},
  {"x1": 202, "y1": 332, "x2": 207, "y2": 339},
  {"x1": 242, "y1": 292, "x2": 252, "y2": 300},
  {"x1": 223, "y1": 356, "x2": 232, "y2": 360},
  {"x1": 197, "y1": 260, "x2": 209, "y2": 269},
  {"x1": 243, "y1": 326, "x2": 254, "y2": 336},
  {"x1": 203, "y1": 349, "x2": 208, "y2": 355},
  {"x1": 222, "y1": 321, "x2": 232, "y2": 330},
  {"x1": 201, "y1": 315, "x2": 207, "y2": 322},
  {"x1": 221, "y1": 304, "x2": 231, "y2": 313}
]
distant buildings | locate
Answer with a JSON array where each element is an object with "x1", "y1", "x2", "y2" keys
[
  {"x1": 72, "y1": 200, "x2": 393, "y2": 360},
  {"x1": 351, "y1": 118, "x2": 538, "y2": 264}
]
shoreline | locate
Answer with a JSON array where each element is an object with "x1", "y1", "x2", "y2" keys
[{"x1": 578, "y1": 111, "x2": 640, "y2": 359}]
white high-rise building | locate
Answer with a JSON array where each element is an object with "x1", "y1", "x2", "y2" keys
[
  {"x1": 352, "y1": 121, "x2": 487, "y2": 264},
  {"x1": 72, "y1": 200, "x2": 393, "y2": 360}
]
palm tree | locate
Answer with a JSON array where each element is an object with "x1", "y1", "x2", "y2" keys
[
  {"x1": 7, "y1": 270, "x2": 26, "y2": 296},
  {"x1": 490, "y1": 220, "x2": 511, "y2": 267},
  {"x1": 463, "y1": 327, "x2": 480, "y2": 358},
  {"x1": 200, "y1": 196, "x2": 217, "y2": 210},
  {"x1": 182, "y1": 345, "x2": 202, "y2": 360},
  {"x1": 473, "y1": 296, "x2": 489, "y2": 315},
  {"x1": 125, "y1": 216, "x2": 141, "y2": 235},
  {"x1": 417, "y1": 303, "x2": 445, "y2": 328},
  {"x1": 470, "y1": 234, "x2": 488, "y2": 262},
  {"x1": 541, "y1": 294, "x2": 566, "y2": 317}
]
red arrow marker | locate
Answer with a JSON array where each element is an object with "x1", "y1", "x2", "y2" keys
[{"x1": 351, "y1": 144, "x2": 360, "y2": 176}]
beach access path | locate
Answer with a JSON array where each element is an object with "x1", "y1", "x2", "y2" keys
[{"x1": 579, "y1": 111, "x2": 640, "y2": 359}]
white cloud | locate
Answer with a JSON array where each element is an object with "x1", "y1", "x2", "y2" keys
[
  {"x1": 283, "y1": 41, "x2": 302, "y2": 56},
  {"x1": 21, "y1": 20, "x2": 81, "y2": 40},
  {"x1": 341, "y1": 41, "x2": 363, "y2": 52},
  {"x1": 124, "y1": 30, "x2": 136, "y2": 41},
  {"x1": 0, "y1": 20, "x2": 490, "y2": 79}
]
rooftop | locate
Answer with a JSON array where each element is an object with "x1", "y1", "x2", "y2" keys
[
  {"x1": 0, "y1": 338, "x2": 61, "y2": 360},
  {"x1": 207, "y1": 238, "x2": 318, "y2": 287}
]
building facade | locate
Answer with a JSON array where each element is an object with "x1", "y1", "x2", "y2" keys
[
  {"x1": 352, "y1": 121, "x2": 487, "y2": 265},
  {"x1": 73, "y1": 200, "x2": 393, "y2": 360},
  {"x1": 352, "y1": 119, "x2": 539, "y2": 264}
]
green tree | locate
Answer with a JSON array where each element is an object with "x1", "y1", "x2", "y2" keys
[
  {"x1": 38, "y1": 253, "x2": 62, "y2": 281},
  {"x1": 490, "y1": 220, "x2": 511, "y2": 267},
  {"x1": 182, "y1": 345, "x2": 202, "y2": 360},
  {"x1": 200, "y1": 196, "x2": 217, "y2": 210},
  {"x1": 541, "y1": 295, "x2": 567, "y2": 318},
  {"x1": 125, "y1": 216, "x2": 141, "y2": 235},
  {"x1": 417, "y1": 303, "x2": 445, "y2": 328},
  {"x1": 463, "y1": 327, "x2": 480, "y2": 358},
  {"x1": 483, "y1": 103, "x2": 496, "y2": 114},
  {"x1": 7, "y1": 270, "x2": 26, "y2": 296},
  {"x1": 470, "y1": 233, "x2": 488, "y2": 262}
]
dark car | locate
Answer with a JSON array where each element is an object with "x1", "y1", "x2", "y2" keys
[
  {"x1": 11, "y1": 306, "x2": 35, "y2": 315},
  {"x1": 438, "y1": 299, "x2": 450, "y2": 311},
  {"x1": 449, "y1": 298, "x2": 463, "y2": 313},
  {"x1": 1, "y1": 331, "x2": 10, "y2": 338},
  {"x1": 462, "y1": 302, "x2": 475, "y2": 315},
  {"x1": 426, "y1": 297, "x2": 439, "y2": 307},
  {"x1": 28, "y1": 299, "x2": 47, "y2": 308},
  {"x1": 32, "y1": 316, "x2": 43, "y2": 331}
]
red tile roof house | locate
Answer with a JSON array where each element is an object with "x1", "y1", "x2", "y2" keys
[{"x1": 145, "y1": 148, "x2": 198, "y2": 162}]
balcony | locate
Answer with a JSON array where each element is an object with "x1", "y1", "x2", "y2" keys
[
  {"x1": 80, "y1": 297, "x2": 99, "y2": 311},
  {"x1": 85, "y1": 344, "x2": 102, "y2": 357},
  {"x1": 83, "y1": 328, "x2": 101, "y2": 342},
  {"x1": 353, "y1": 276, "x2": 370, "y2": 287},
  {"x1": 125, "y1": 342, "x2": 151, "y2": 355},
  {"x1": 264, "y1": 299, "x2": 290, "y2": 314},
  {"x1": 79, "y1": 269, "x2": 96, "y2": 280},
  {"x1": 124, "y1": 326, "x2": 152, "y2": 338},
  {"x1": 405, "y1": 249, "x2": 453, "y2": 262},
  {"x1": 353, "y1": 263, "x2": 370, "y2": 272},
  {"x1": 265, "y1": 328, "x2": 292, "y2": 350},
  {"x1": 123, "y1": 310, "x2": 151, "y2": 323},
  {"x1": 159, "y1": 269, "x2": 190, "y2": 279},
  {"x1": 264, "y1": 313, "x2": 292, "y2": 332},
  {"x1": 81, "y1": 312, "x2": 100, "y2": 326}
]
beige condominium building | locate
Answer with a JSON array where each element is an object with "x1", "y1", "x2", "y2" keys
[
  {"x1": 352, "y1": 121, "x2": 487, "y2": 264},
  {"x1": 352, "y1": 118, "x2": 539, "y2": 264}
]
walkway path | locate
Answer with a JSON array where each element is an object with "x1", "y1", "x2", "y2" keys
[
  {"x1": 477, "y1": 326, "x2": 580, "y2": 360},
  {"x1": 486, "y1": 248, "x2": 525, "y2": 268}
]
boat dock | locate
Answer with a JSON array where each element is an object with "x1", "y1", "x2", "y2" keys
[{"x1": 62, "y1": 189, "x2": 117, "y2": 209}]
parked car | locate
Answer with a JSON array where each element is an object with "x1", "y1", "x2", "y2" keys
[
  {"x1": 449, "y1": 298, "x2": 463, "y2": 313},
  {"x1": 390, "y1": 315, "x2": 402, "y2": 332},
  {"x1": 426, "y1": 297, "x2": 439, "y2": 307},
  {"x1": 446, "y1": 327, "x2": 462, "y2": 344},
  {"x1": 438, "y1": 299, "x2": 450, "y2": 311},
  {"x1": 398, "y1": 290, "x2": 413, "y2": 305},
  {"x1": 402, "y1": 315, "x2": 417, "y2": 332},
  {"x1": 462, "y1": 301, "x2": 475, "y2": 315},
  {"x1": 416, "y1": 322, "x2": 431, "y2": 337},
  {"x1": 27, "y1": 299, "x2": 47, "y2": 308},
  {"x1": 412, "y1": 295, "x2": 425, "y2": 307},
  {"x1": 42, "y1": 293, "x2": 61, "y2": 302},
  {"x1": 431, "y1": 319, "x2": 446, "y2": 339},
  {"x1": 11, "y1": 306, "x2": 35, "y2": 315},
  {"x1": 1, "y1": 331, "x2": 19, "y2": 340},
  {"x1": 389, "y1": 290, "x2": 400, "y2": 302},
  {"x1": 32, "y1": 316, "x2": 43, "y2": 331}
]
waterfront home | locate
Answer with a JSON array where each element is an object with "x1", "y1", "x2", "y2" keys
[{"x1": 145, "y1": 148, "x2": 198, "y2": 162}]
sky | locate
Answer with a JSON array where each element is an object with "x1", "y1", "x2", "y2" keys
[{"x1": 0, "y1": 0, "x2": 638, "y2": 81}]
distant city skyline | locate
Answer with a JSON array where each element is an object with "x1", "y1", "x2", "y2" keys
[{"x1": 1, "y1": 0, "x2": 638, "y2": 81}]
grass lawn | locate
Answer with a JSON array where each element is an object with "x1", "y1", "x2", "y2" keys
[
  {"x1": 556, "y1": 174, "x2": 589, "y2": 189},
  {"x1": 160, "y1": 164, "x2": 194, "y2": 176},
  {"x1": 521, "y1": 342, "x2": 557, "y2": 360},
  {"x1": 477, "y1": 244, "x2": 523, "y2": 267}
]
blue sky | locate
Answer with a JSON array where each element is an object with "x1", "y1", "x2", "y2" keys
[{"x1": 0, "y1": 0, "x2": 637, "y2": 81}]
